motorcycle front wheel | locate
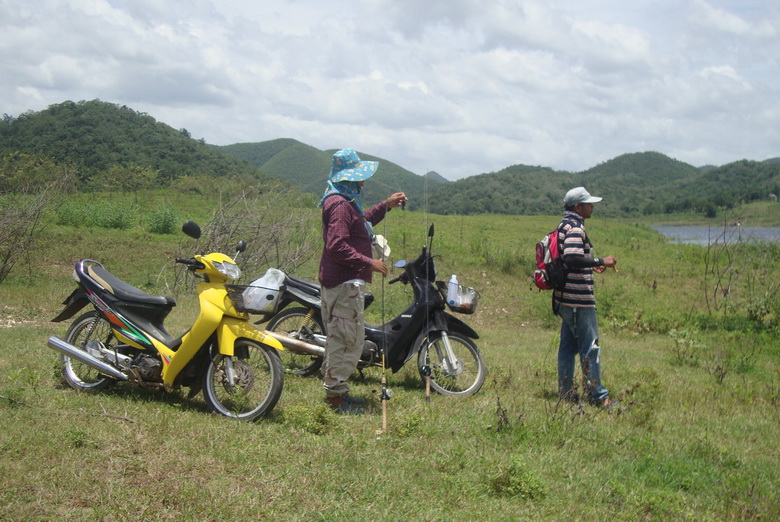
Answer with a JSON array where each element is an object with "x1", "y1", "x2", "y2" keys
[
  {"x1": 417, "y1": 331, "x2": 486, "y2": 397},
  {"x1": 202, "y1": 340, "x2": 284, "y2": 421},
  {"x1": 61, "y1": 311, "x2": 117, "y2": 392},
  {"x1": 266, "y1": 307, "x2": 325, "y2": 377}
]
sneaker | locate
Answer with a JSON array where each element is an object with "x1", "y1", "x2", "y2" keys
[
  {"x1": 560, "y1": 391, "x2": 580, "y2": 403},
  {"x1": 325, "y1": 395, "x2": 364, "y2": 415},
  {"x1": 342, "y1": 393, "x2": 366, "y2": 405},
  {"x1": 595, "y1": 397, "x2": 620, "y2": 409}
]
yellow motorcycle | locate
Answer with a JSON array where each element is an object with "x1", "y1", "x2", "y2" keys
[{"x1": 47, "y1": 221, "x2": 284, "y2": 421}]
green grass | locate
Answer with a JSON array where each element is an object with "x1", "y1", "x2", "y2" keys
[{"x1": 1, "y1": 193, "x2": 778, "y2": 519}]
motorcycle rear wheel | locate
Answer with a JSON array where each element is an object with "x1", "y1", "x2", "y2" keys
[
  {"x1": 417, "y1": 331, "x2": 485, "y2": 397},
  {"x1": 266, "y1": 307, "x2": 325, "y2": 377},
  {"x1": 202, "y1": 340, "x2": 284, "y2": 421},
  {"x1": 61, "y1": 311, "x2": 117, "y2": 392}
]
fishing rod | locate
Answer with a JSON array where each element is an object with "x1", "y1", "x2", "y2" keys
[{"x1": 377, "y1": 193, "x2": 397, "y2": 434}]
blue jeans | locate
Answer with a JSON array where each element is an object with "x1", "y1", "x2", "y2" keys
[{"x1": 557, "y1": 305, "x2": 609, "y2": 403}]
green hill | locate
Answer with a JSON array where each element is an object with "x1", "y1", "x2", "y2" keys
[
  {"x1": 215, "y1": 141, "x2": 448, "y2": 210},
  {"x1": 0, "y1": 100, "x2": 268, "y2": 184},
  {"x1": 427, "y1": 152, "x2": 780, "y2": 217},
  {"x1": 1, "y1": 100, "x2": 777, "y2": 217},
  {"x1": 424, "y1": 171, "x2": 449, "y2": 184},
  {"x1": 426, "y1": 164, "x2": 573, "y2": 215},
  {"x1": 665, "y1": 159, "x2": 780, "y2": 212}
]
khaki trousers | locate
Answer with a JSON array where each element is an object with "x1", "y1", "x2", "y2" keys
[{"x1": 321, "y1": 281, "x2": 365, "y2": 397}]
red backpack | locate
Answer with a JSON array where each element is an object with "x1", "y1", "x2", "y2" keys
[{"x1": 533, "y1": 223, "x2": 568, "y2": 291}]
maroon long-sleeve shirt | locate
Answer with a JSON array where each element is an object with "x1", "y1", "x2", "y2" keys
[{"x1": 318, "y1": 195, "x2": 388, "y2": 289}]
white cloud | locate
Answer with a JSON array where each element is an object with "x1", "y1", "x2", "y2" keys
[{"x1": 1, "y1": 0, "x2": 779, "y2": 180}]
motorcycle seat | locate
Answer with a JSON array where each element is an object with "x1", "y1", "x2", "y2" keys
[
  {"x1": 87, "y1": 264, "x2": 176, "y2": 307},
  {"x1": 285, "y1": 274, "x2": 321, "y2": 296}
]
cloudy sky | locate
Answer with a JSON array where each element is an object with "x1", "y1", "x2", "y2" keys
[{"x1": 2, "y1": 0, "x2": 778, "y2": 180}]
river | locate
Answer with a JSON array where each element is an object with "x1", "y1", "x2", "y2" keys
[{"x1": 651, "y1": 225, "x2": 780, "y2": 246}]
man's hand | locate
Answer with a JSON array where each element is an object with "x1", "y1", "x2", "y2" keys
[
  {"x1": 594, "y1": 255, "x2": 617, "y2": 273},
  {"x1": 602, "y1": 255, "x2": 617, "y2": 267},
  {"x1": 370, "y1": 258, "x2": 388, "y2": 277},
  {"x1": 384, "y1": 192, "x2": 408, "y2": 209}
]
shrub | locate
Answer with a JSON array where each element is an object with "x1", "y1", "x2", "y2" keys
[
  {"x1": 0, "y1": 153, "x2": 73, "y2": 283},
  {"x1": 146, "y1": 204, "x2": 178, "y2": 234},
  {"x1": 57, "y1": 200, "x2": 137, "y2": 230}
]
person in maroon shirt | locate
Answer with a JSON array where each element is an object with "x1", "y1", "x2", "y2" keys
[{"x1": 317, "y1": 148, "x2": 407, "y2": 414}]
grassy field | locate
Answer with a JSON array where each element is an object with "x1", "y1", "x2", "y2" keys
[{"x1": 1, "y1": 191, "x2": 778, "y2": 519}]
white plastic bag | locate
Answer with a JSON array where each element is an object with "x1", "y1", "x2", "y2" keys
[
  {"x1": 372, "y1": 234, "x2": 391, "y2": 260},
  {"x1": 242, "y1": 268, "x2": 285, "y2": 313}
]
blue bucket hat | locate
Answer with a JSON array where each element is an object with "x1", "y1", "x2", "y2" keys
[{"x1": 329, "y1": 148, "x2": 378, "y2": 182}]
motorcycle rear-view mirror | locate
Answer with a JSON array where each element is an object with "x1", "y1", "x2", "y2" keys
[
  {"x1": 428, "y1": 224, "x2": 435, "y2": 237},
  {"x1": 394, "y1": 259, "x2": 407, "y2": 269},
  {"x1": 235, "y1": 239, "x2": 247, "y2": 253},
  {"x1": 182, "y1": 220, "x2": 201, "y2": 239}
]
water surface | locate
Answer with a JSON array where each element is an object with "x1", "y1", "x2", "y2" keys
[{"x1": 651, "y1": 225, "x2": 780, "y2": 246}]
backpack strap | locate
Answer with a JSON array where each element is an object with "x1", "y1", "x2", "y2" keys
[{"x1": 557, "y1": 217, "x2": 591, "y2": 254}]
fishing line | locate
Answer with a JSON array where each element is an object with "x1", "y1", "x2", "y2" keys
[
  {"x1": 421, "y1": 168, "x2": 433, "y2": 407},
  {"x1": 379, "y1": 197, "x2": 389, "y2": 434}
]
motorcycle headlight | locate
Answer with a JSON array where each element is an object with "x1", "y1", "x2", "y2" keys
[{"x1": 214, "y1": 261, "x2": 241, "y2": 280}]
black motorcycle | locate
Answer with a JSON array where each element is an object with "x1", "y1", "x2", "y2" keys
[{"x1": 258, "y1": 225, "x2": 486, "y2": 397}]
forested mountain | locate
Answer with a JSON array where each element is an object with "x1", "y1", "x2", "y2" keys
[
  {"x1": 424, "y1": 171, "x2": 449, "y2": 184},
  {"x1": 1, "y1": 100, "x2": 778, "y2": 216},
  {"x1": 427, "y1": 152, "x2": 780, "y2": 217},
  {"x1": 0, "y1": 100, "x2": 268, "y2": 184},
  {"x1": 215, "y1": 140, "x2": 447, "y2": 210},
  {"x1": 425, "y1": 165, "x2": 572, "y2": 215}
]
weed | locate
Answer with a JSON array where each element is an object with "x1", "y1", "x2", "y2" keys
[
  {"x1": 707, "y1": 349, "x2": 731, "y2": 384},
  {"x1": 768, "y1": 369, "x2": 780, "y2": 406},
  {"x1": 283, "y1": 403, "x2": 333, "y2": 435},
  {"x1": 668, "y1": 328, "x2": 704, "y2": 366},
  {"x1": 494, "y1": 396, "x2": 510, "y2": 432},
  {"x1": 393, "y1": 410, "x2": 424, "y2": 438},
  {"x1": 7, "y1": 367, "x2": 44, "y2": 397},
  {"x1": 64, "y1": 427, "x2": 98, "y2": 449},
  {"x1": 488, "y1": 455, "x2": 546, "y2": 500}
]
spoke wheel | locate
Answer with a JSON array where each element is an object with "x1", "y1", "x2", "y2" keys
[
  {"x1": 266, "y1": 307, "x2": 324, "y2": 376},
  {"x1": 202, "y1": 340, "x2": 283, "y2": 421},
  {"x1": 418, "y1": 331, "x2": 485, "y2": 397},
  {"x1": 61, "y1": 311, "x2": 117, "y2": 392}
]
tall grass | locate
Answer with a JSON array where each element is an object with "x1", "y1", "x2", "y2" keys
[{"x1": 0, "y1": 193, "x2": 778, "y2": 519}]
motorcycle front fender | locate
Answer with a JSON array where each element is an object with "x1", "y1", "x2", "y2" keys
[
  {"x1": 401, "y1": 312, "x2": 479, "y2": 368},
  {"x1": 217, "y1": 317, "x2": 285, "y2": 355},
  {"x1": 443, "y1": 312, "x2": 480, "y2": 340},
  {"x1": 51, "y1": 288, "x2": 90, "y2": 323}
]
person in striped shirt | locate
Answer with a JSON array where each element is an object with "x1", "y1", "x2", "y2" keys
[{"x1": 554, "y1": 187, "x2": 618, "y2": 408}]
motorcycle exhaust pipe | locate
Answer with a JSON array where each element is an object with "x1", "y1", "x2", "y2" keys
[
  {"x1": 47, "y1": 335, "x2": 129, "y2": 381},
  {"x1": 263, "y1": 331, "x2": 326, "y2": 357}
]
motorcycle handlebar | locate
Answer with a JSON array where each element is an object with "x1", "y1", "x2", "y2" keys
[
  {"x1": 175, "y1": 257, "x2": 206, "y2": 270},
  {"x1": 387, "y1": 275, "x2": 404, "y2": 285}
]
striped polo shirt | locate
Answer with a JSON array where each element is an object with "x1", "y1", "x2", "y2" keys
[{"x1": 553, "y1": 212, "x2": 595, "y2": 308}]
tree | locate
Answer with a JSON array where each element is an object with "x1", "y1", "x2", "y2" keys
[{"x1": 0, "y1": 153, "x2": 74, "y2": 283}]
